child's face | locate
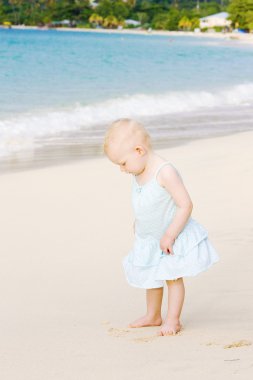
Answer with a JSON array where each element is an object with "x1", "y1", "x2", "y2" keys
[{"x1": 107, "y1": 144, "x2": 147, "y2": 176}]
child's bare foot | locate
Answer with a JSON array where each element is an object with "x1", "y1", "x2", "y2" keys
[
  {"x1": 158, "y1": 318, "x2": 182, "y2": 336},
  {"x1": 128, "y1": 314, "x2": 162, "y2": 328}
]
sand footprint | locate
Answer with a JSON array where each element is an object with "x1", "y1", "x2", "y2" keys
[
  {"x1": 205, "y1": 339, "x2": 252, "y2": 349},
  {"x1": 205, "y1": 341, "x2": 219, "y2": 346},
  {"x1": 132, "y1": 335, "x2": 158, "y2": 344},
  {"x1": 105, "y1": 326, "x2": 158, "y2": 342},
  {"x1": 101, "y1": 320, "x2": 111, "y2": 325},
  {"x1": 224, "y1": 340, "x2": 252, "y2": 349},
  {"x1": 101, "y1": 320, "x2": 137, "y2": 338},
  {"x1": 107, "y1": 327, "x2": 133, "y2": 338},
  {"x1": 103, "y1": 322, "x2": 161, "y2": 342}
]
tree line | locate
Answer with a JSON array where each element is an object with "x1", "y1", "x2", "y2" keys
[{"x1": 0, "y1": 1, "x2": 252, "y2": 31}]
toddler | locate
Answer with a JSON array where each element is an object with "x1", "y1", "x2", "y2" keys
[{"x1": 103, "y1": 118, "x2": 219, "y2": 336}]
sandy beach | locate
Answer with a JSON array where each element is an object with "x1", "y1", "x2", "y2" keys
[{"x1": 0, "y1": 130, "x2": 252, "y2": 379}]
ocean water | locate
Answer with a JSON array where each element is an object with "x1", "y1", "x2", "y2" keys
[{"x1": 1, "y1": 28, "x2": 253, "y2": 169}]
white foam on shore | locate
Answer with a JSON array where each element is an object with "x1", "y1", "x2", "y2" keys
[{"x1": 1, "y1": 83, "x2": 253, "y2": 158}]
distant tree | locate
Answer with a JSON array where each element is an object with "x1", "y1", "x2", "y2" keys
[
  {"x1": 166, "y1": 7, "x2": 180, "y2": 29},
  {"x1": 135, "y1": 11, "x2": 149, "y2": 24},
  {"x1": 246, "y1": 10, "x2": 253, "y2": 29},
  {"x1": 0, "y1": 0, "x2": 6, "y2": 23},
  {"x1": 151, "y1": 8, "x2": 179, "y2": 30},
  {"x1": 178, "y1": 15, "x2": 191, "y2": 30},
  {"x1": 0, "y1": 0, "x2": 230, "y2": 29},
  {"x1": 127, "y1": 0, "x2": 136, "y2": 7},
  {"x1": 113, "y1": 1, "x2": 130, "y2": 20},
  {"x1": 152, "y1": 12, "x2": 170, "y2": 29},
  {"x1": 96, "y1": 0, "x2": 130, "y2": 21},
  {"x1": 103, "y1": 14, "x2": 119, "y2": 27},
  {"x1": 190, "y1": 16, "x2": 199, "y2": 30},
  {"x1": 228, "y1": 0, "x2": 253, "y2": 29},
  {"x1": 136, "y1": 0, "x2": 166, "y2": 23},
  {"x1": 96, "y1": 0, "x2": 114, "y2": 18},
  {"x1": 199, "y1": 1, "x2": 220, "y2": 17},
  {"x1": 89, "y1": 12, "x2": 103, "y2": 26},
  {"x1": 179, "y1": 0, "x2": 198, "y2": 10},
  {"x1": 8, "y1": 0, "x2": 22, "y2": 24}
]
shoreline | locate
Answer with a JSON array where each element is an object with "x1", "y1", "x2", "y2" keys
[
  {"x1": 0, "y1": 128, "x2": 251, "y2": 175},
  {"x1": 0, "y1": 123, "x2": 251, "y2": 175},
  {"x1": 1, "y1": 103, "x2": 253, "y2": 175},
  {"x1": 9, "y1": 25, "x2": 253, "y2": 44}
]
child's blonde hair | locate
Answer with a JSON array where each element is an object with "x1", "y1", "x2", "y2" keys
[{"x1": 103, "y1": 118, "x2": 151, "y2": 154}]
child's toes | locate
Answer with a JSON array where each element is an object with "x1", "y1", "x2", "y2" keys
[
  {"x1": 158, "y1": 326, "x2": 179, "y2": 336},
  {"x1": 164, "y1": 330, "x2": 174, "y2": 336}
]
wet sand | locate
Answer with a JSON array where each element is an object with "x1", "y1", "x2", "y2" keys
[{"x1": 1, "y1": 105, "x2": 253, "y2": 174}]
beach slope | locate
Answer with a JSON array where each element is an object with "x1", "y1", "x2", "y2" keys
[{"x1": 0, "y1": 131, "x2": 252, "y2": 379}]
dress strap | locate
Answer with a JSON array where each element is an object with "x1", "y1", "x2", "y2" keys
[{"x1": 154, "y1": 162, "x2": 172, "y2": 179}]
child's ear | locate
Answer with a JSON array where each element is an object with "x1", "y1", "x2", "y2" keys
[{"x1": 135, "y1": 146, "x2": 145, "y2": 155}]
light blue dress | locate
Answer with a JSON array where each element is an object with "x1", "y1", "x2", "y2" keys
[{"x1": 122, "y1": 162, "x2": 219, "y2": 289}]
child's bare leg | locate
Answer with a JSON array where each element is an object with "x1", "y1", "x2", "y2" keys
[
  {"x1": 158, "y1": 278, "x2": 185, "y2": 336},
  {"x1": 128, "y1": 287, "x2": 163, "y2": 328}
]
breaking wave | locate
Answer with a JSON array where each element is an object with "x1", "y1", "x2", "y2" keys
[{"x1": 1, "y1": 82, "x2": 253, "y2": 157}]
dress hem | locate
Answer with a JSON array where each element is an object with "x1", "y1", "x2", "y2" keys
[{"x1": 123, "y1": 257, "x2": 220, "y2": 289}]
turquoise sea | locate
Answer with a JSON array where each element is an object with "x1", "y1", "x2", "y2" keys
[{"x1": 1, "y1": 28, "x2": 253, "y2": 169}]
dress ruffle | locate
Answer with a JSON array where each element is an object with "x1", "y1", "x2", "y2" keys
[{"x1": 122, "y1": 218, "x2": 219, "y2": 289}]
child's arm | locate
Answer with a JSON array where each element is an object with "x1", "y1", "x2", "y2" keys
[{"x1": 158, "y1": 165, "x2": 193, "y2": 255}]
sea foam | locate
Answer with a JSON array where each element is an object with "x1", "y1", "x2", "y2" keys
[{"x1": 1, "y1": 83, "x2": 253, "y2": 158}]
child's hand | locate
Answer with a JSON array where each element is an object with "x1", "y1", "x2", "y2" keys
[{"x1": 160, "y1": 234, "x2": 175, "y2": 255}]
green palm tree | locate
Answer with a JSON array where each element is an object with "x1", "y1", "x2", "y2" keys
[
  {"x1": 178, "y1": 16, "x2": 192, "y2": 31},
  {"x1": 103, "y1": 15, "x2": 119, "y2": 28},
  {"x1": 89, "y1": 13, "x2": 103, "y2": 26}
]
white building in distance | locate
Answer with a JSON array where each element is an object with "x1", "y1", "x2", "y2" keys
[
  {"x1": 200, "y1": 12, "x2": 231, "y2": 29},
  {"x1": 125, "y1": 19, "x2": 141, "y2": 27}
]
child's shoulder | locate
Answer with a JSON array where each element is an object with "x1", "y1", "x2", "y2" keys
[
  {"x1": 154, "y1": 157, "x2": 178, "y2": 176},
  {"x1": 156, "y1": 161, "x2": 182, "y2": 188}
]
